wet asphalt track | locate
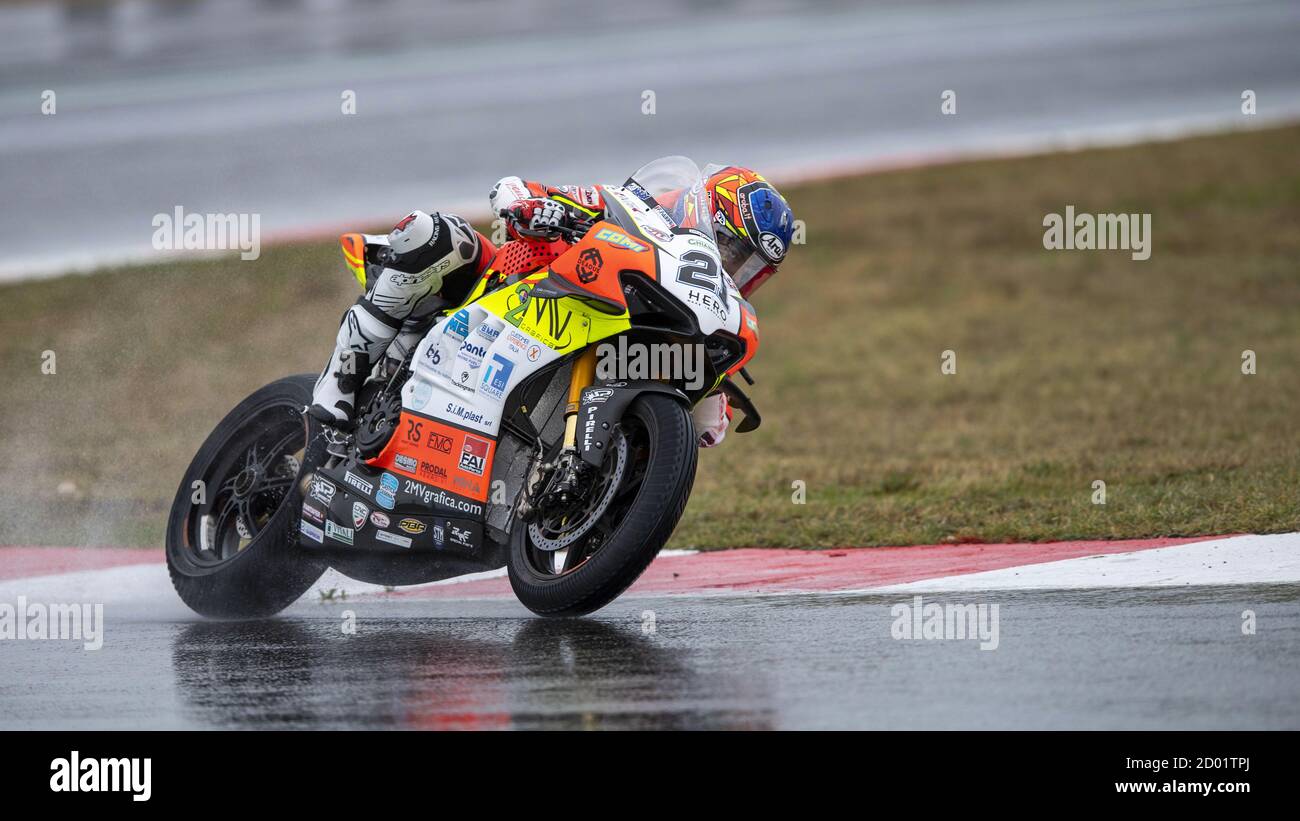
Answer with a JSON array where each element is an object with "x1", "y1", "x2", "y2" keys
[
  {"x1": 3, "y1": 0, "x2": 1300, "y2": 277},
  {"x1": 2, "y1": 585, "x2": 1297, "y2": 729}
]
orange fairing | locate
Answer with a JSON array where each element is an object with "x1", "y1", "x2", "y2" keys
[
  {"x1": 366, "y1": 412, "x2": 495, "y2": 503},
  {"x1": 340, "y1": 233, "x2": 367, "y2": 289},
  {"x1": 548, "y1": 221, "x2": 654, "y2": 307},
  {"x1": 729, "y1": 300, "x2": 760, "y2": 374}
]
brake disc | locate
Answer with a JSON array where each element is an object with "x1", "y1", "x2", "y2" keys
[{"x1": 528, "y1": 430, "x2": 628, "y2": 552}]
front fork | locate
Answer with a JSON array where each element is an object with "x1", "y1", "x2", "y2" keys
[
  {"x1": 562, "y1": 346, "x2": 599, "y2": 452},
  {"x1": 522, "y1": 346, "x2": 598, "y2": 521}
]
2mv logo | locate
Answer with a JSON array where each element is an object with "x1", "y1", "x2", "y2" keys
[{"x1": 503, "y1": 283, "x2": 574, "y2": 348}]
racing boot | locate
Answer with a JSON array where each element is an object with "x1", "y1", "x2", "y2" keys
[{"x1": 307, "y1": 300, "x2": 399, "y2": 432}]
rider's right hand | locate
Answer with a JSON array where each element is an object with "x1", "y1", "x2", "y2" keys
[{"x1": 501, "y1": 198, "x2": 569, "y2": 240}]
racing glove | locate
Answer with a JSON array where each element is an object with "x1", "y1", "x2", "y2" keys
[
  {"x1": 501, "y1": 198, "x2": 571, "y2": 240},
  {"x1": 692, "y1": 393, "x2": 732, "y2": 448}
]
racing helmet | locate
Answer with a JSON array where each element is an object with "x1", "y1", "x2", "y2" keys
[{"x1": 704, "y1": 165, "x2": 795, "y2": 297}]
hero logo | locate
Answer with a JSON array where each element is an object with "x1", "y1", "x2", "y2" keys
[
  {"x1": 459, "y1": 435, "x2": 490, "y2": 476},
  {"x1": 480, "y1": 353, "x2": 515, "y2": 400}
]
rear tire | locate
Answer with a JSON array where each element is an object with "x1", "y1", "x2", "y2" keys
[
  {"x1": 508, "y1": 393, "x2": 697, "y2": 616},
  {"x1": 166, "y1": 375, "x2": 327, "y2": 619}
]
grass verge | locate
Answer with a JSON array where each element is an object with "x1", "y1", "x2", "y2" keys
[{"x1": 1, "y1": 125, "x2": 1298, "y2": 548}]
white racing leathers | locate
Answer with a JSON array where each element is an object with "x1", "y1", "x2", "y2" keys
[{"x1": 310, "y1": 211, "x2": 484, "y2": 426}]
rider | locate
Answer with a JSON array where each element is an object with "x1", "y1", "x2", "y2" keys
[{"x1": 307, "y1": 166, "x2": 796, "y2": 447}]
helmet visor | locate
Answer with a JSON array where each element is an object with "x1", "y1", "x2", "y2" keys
[{"x1": 718, "y1": 231, "x2": 775, "y2": 296}]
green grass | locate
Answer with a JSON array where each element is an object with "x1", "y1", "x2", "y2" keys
[{"x1": 2, "y1": 125, "x2": 1299, "y2": 548}]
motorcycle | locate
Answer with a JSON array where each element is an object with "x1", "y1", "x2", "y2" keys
[{"x1": 166, "y1": 156, "x2": 762, "y2": 618}]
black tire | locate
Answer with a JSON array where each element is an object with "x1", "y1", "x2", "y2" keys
[
  {"x1": 166, "y1": 374, "x2": 327, "y2": 619},
  {"x1": 508, "y1": 393, "x2": 697, "y2": 616}
]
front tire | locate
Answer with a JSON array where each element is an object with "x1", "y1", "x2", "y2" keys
[
  {"x1": 508, "y1": 393, "x2": 697, "y2": 616},
  {"x1": 166, "y1": 374, "x2": 327, "y2": 619}
]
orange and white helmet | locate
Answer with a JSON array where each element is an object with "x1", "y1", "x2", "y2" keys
[{"x1": 704, "y1": 165, "x2": 795, "y2": 297}]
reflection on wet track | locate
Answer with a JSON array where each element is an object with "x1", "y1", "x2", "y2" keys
[{"x1": 2, "y1": 587, "x2": 1297, "y2": 729}]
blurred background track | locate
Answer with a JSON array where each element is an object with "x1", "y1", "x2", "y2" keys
[{"x1": 2, "y1": 0, "x2": 1300, "y2": 278}]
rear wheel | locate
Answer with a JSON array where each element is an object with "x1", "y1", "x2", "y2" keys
[
  {"x1": 166, "y1": 375, "x2": 327, "y2": 619},
  {"x1": 508, "y1": 393, "x2": 697, "y2": 616}
]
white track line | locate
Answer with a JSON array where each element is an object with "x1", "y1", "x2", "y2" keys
[{"x1": 876, "y1": 533, "x2": 1300, "y2": 593}]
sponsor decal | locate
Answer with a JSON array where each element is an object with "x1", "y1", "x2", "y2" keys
[
  {"x1": 453, "y1": 474, "x2": 483, "y2": 496},
  {"x1": 593, "y1": 227, "x2": 648, "y2": 252},
  {"x1": 409, "y1": 380, "x2": 432, "y2": 410},
  {"x1": 687, "y1": 288, "x2": 728, "y2": 321},
  {"x1": 444, "y1": 401, "x2": 489, "y2": 427},
  {"x1": 299, "y1": 519, "x2": 324, "y2": 544},
  {"x1": 419, "y1": 460, "x2": 447, "y2": 482},
  {"x1": 309, "y1": 476, "x2": 335, "y2": 505},
  {"x1": 301, "y1": 502, "x2": 325, "y2": 523},
  {"x1": 480, "y1": 353, "x2": 515, "y2": 400},
  {"x1": 642, "y1": 225, "x2": 672, "y2": 243},
  {"x1": 575, "y1": 247, "x2": 603, "y2": 283},
  {"x1": 324, "y1": 520, "x2": 353, "y2": 546},
  {"x1": 759, "y1": 231, "x2": 785, "y2": 261},
  {"x1": 431, "y1": 523, "x2": 446, "y2": 549},
  {"x1": 369, "y1": 511, "x2": 391, "y2": 529},
  {"x1": 504, "y1": 329, "x2": 531, "y2": 351},
  {"x1": 583, "y1": 388, "x2": 614, "y2": 404},
  {"x1": 450, "y1": 525, "x2": 473, "y2": 549},
  {"x1": 376, "y1": 472, "x2": 398, "y2": 510},
  {"x1": 459, "y1": 435, "x2": 490, "y2": 476},
  {"x1": 389, "y1": 257, "x2": 452, "y2": 287},
  {"x1": 446, "y1": 309, "x2": 471, "y2": 338},
  {"x1": 398, "y1": 518, "x2": 427, "y2": 535},
  {"x1": 395, "y1": 453, "x2": 418, "y2": 472},
  {"x1": 375, "y1": 529, "x2": 413, "y2": 548},
  {"x1": 527, "y1": 344, "x2": 541, "y2": 362},
  {"x1": 427, "y1": 431, "x2": 453, "y2": 453},
  {"x1": 351, "y1": 501, "x2": 369, "y2": 529},
  {"x1": 400, "y1": 480, "x2": 484, "y2": 515},
  {"x1": 343, "y1": 471, "x2": 373, "y2": 495}
]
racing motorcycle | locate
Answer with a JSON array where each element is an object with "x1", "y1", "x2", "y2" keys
[{"x1": 166, "y1": 157, "x2": 762, "y2": 618}]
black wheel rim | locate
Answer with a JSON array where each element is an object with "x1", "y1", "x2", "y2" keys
[
  {"x1": 182, "y1": 405, "x2": 305, "y2": 567},
  {"x1": 521, "y1": 413, "x2": 653, "y2": 578}
]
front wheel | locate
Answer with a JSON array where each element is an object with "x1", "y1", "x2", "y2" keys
[
  {"x1": 166, "y1": 374, "x2": 327, "y2": 619},
  {"x1": 508, "y1": 393, "x2": 697, "y2": 616}
]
